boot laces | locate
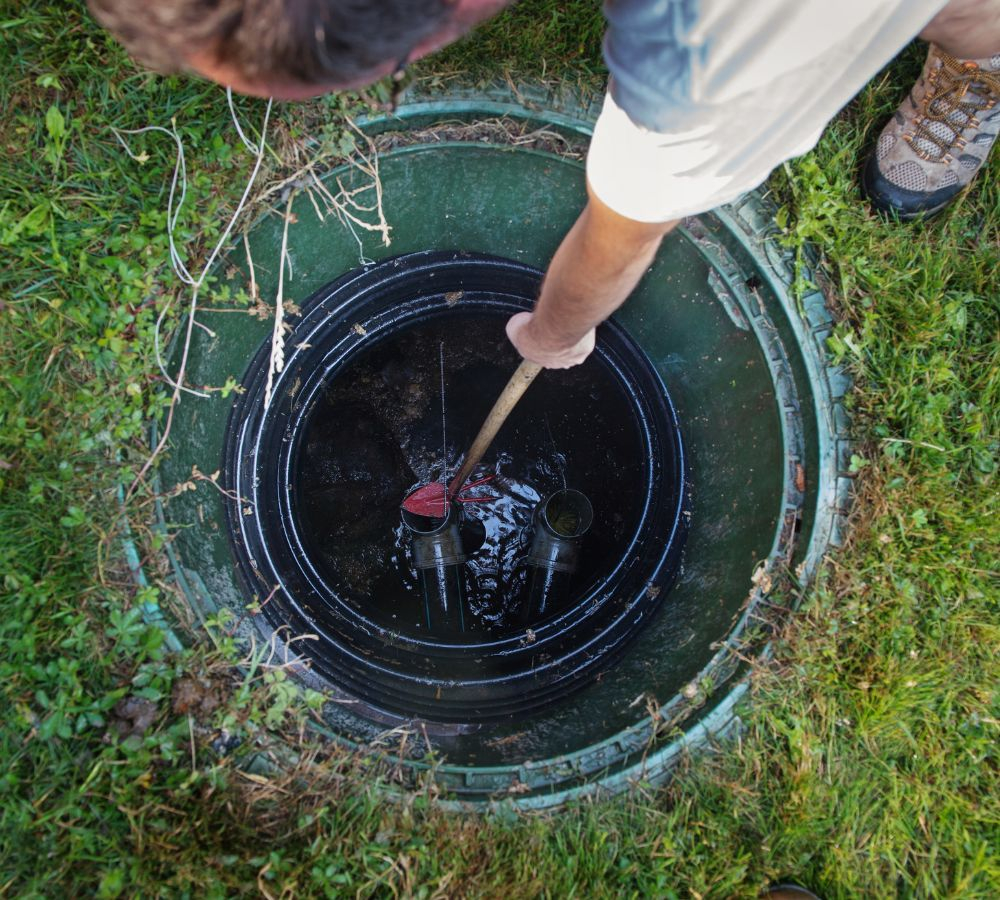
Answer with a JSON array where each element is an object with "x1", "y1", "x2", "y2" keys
[{"x1": 909, "y1": 49, "x2": 1000, "y2": 161}]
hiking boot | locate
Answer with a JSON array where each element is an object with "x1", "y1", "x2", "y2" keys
[{"x1": 863, "y1": 44, "x2": 1000, "y2": 219}]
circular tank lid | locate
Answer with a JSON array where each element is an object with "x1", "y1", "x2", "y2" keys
[
  {"x1": 135, "y1": 88, "x2": 852, "y2": 808},
  {"x1": 223, "y1": 251, "x2": 688, "y2": 722}
]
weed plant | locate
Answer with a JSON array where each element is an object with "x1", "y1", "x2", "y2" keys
[{"x1": 1, "y1": 2, "x2": 997, "y2": 897}]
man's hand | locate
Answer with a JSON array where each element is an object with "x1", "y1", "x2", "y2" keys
[
  {"x1": 505, "y1": 312, "x2": 595, "y2": 369},
  {"x1": 506, "y1": 182, "x2": 677, "y2": 369}
]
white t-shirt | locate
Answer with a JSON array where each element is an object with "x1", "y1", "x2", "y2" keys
[{"x1": 588, "y1": 0, "x2": 948, "y2": 221}]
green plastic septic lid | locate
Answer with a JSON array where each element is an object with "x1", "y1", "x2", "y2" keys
[{"x1": 129, "y1": 86, "x2": 851, "y2": 810}]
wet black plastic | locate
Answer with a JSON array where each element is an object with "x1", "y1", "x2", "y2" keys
[
  {"x1": 402, "y1": 504, "x2": 468, "y2": 633},
  {"x1": 223, "y1": 251, "x2": 688, "y2": 723},
  {"x1": 521, "y1": 490, "x2": 593, "y2": 622}
]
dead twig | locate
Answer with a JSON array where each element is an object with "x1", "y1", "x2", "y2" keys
[{"x1": 263, "y1": 191, "x2": 295, "y2": 410}]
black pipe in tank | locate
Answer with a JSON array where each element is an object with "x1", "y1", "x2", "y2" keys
[
  {"x1": 520, "y1": 489, "x2": 594, "y2": 623},
  {"x1": 402, "y1": 503, "x2": 469, "y2": 633}
]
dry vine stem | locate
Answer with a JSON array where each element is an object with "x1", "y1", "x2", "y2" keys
[
  {"x1": 260, "y1": 117, "x2": 393, "y2": 408},
  {"x1": 263, "y1": 191, "x2": 295, "y2": 410},
  {"x1": 254, "y1": 115, "x2": 392, "y2": 266},
  {"x1": 120, "y1": 96, "x2": 274, "y2": 501},
  {"x1": 122, "y1": 105, "x2": 393, "y2": 497}
]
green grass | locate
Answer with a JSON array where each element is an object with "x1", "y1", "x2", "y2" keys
[
  {"x1": 1, "y1": 2, "x2": 998, "y2": 897},
  {"x1": 434, "y1": 0, "x2": 607, "y2": 78}
]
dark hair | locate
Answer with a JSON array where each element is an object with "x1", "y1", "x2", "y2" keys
[{"x1": 88, "y1": 0, "x2": 452, "y2": 84}]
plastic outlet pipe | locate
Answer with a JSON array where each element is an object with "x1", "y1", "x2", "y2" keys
[
  {"x1": 521, "y1": 489, "x2": 594, "y2": 622},
  {"x1": 402, "y1": 503, "x2": 469, "y2": 633}
]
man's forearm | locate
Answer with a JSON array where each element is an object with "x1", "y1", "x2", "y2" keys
[{"x1": 506, "y1": 183, "x2": 677, "y2": 367}]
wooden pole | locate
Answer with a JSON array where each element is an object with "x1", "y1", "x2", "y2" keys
[{"x1": 447, "y1": 359, "x2": 543, "y2": 496}]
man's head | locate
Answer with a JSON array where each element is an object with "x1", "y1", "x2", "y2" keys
[{"x1": 88, "y1": 0, "x2": 511, "y2": 99}]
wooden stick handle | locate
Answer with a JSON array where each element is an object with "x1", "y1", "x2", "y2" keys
[{"x1": 448, "y1": 359, "x2": 543, "y2": 496}]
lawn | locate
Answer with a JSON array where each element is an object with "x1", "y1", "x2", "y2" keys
[{"x1": 1, "y1": 2, "x2": 997, "y2": 897}]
